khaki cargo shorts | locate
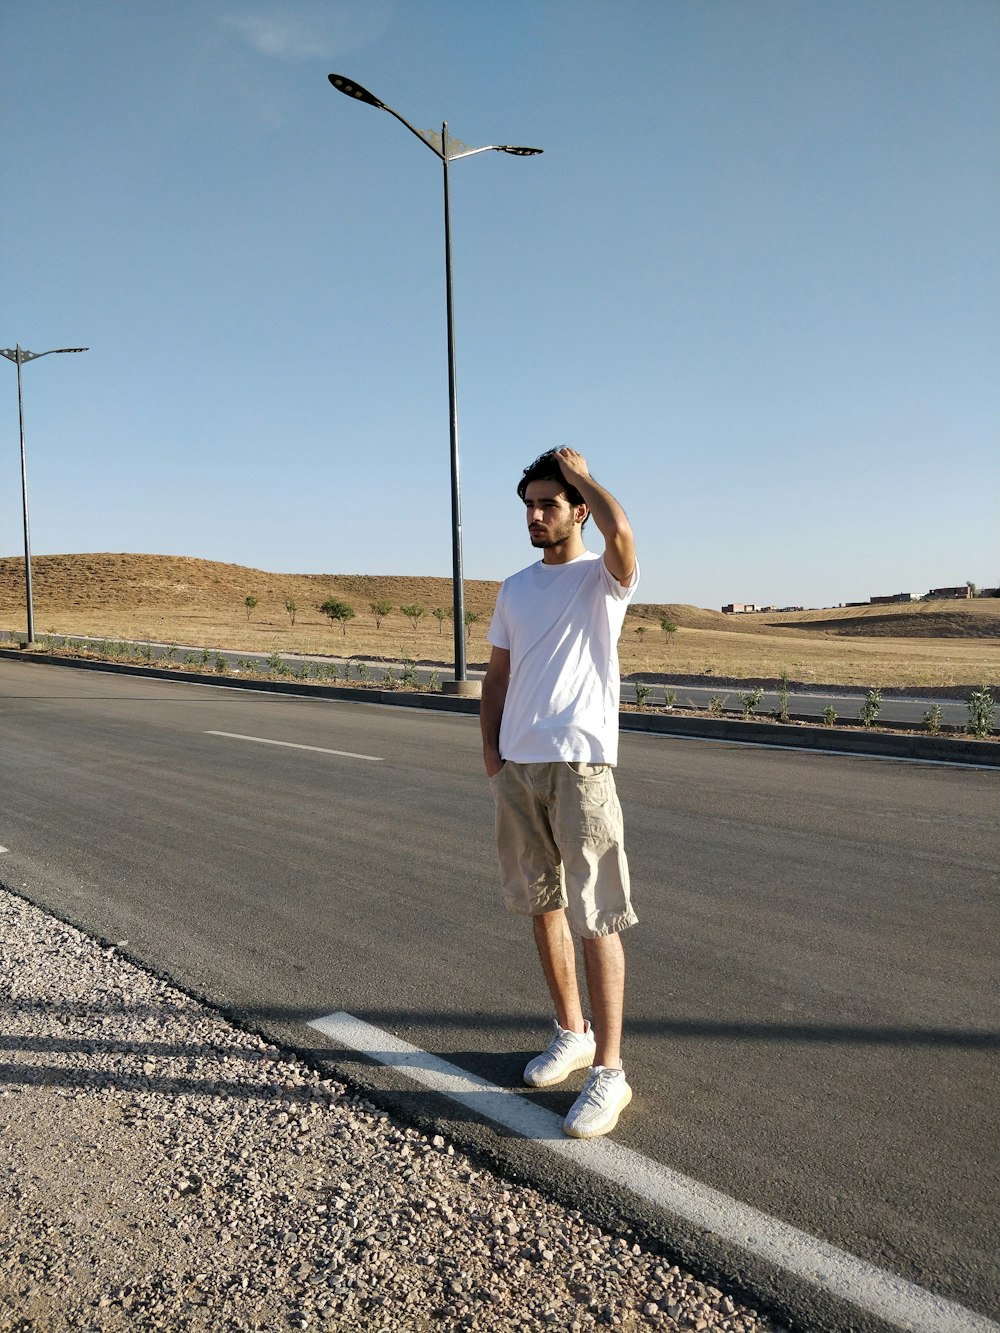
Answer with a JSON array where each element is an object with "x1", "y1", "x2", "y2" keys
[{"x1": 490, "y1": 760, "x2": 638, "y2": 939}]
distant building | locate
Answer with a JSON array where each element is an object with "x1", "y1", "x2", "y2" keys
[
  {"x1": 870, "y1": 592, "x2": 915, "y2": 605},
  {"x1": 721, "y1": 602, "x2": 761, "y2": 614},
  {"x1": 926, "y1": 585, "x2": 972, "y2": 599}
]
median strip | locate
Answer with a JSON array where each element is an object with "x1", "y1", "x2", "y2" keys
[
  {"x1": 308, "y1": 1011, "x2": 1000, "y2": 1333},
  {"x1": 204, "y1": 731, "x2": 383, "y2": 762}
]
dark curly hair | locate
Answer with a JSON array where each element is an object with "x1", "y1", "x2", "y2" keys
[{"x1": 516, "y1": 451, "x2": 589, "y2": 525}]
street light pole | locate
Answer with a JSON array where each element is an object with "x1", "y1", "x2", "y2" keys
[
  {"x1": 1, "y1": 344, "x2": 89, "y2": 644},
  {"x1": 327, "y1": 74, "x2": 541, "y2": 687}
]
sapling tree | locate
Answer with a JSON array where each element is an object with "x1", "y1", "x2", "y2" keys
[
  {"x1": 284, "y1": 599, "x2": 297, "y2": 626},
  {"x1": 320, "y1": 598, "x2": 355, "y2": 635},
  {"x1": 774, "y1": 670, "x2": 791, "y2": 723},
  {"x1": 432, "y1": 607, "x2": 450, "y2": 635},
  {"x1": 370, "y1": 599, "x2": 393, "y2": 629},
  {"x1": 659, "y1": 618, "x2": 678, "y2": 644},
  {"x1": 464, "y1": 610, "x2": 480, "y2": 642},
  {"x1": 244, "y1": 595, "x2": 258, "y2": 622},
  {"x1": 400, "y1": 604, "x2": 425, "y2": 632}
]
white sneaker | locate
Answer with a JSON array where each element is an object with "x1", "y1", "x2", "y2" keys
[
  {"x1": 523, "y1": 1020, "x2": 596, "y2": 1088},
  {"x1": 563, "y1": 1066, "x2": 632, "y2": 1138}
]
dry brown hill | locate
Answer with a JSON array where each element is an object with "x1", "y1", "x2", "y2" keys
[
  {"x1": 0, "y1": 553, "x2": 502, "y2": 620},
  {"x1": 2, "y1": 554, "x2": 997, "y2": 690}
]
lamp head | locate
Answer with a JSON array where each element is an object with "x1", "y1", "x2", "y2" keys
[
  {"x1": 496, "y1": 146, "x2": 543, "y2": 156},
  {"x1": 328, "y1": 74, "x2": 386, "y2": 110}
]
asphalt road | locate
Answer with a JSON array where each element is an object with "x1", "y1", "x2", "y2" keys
[{"x1": 2, "y1": 659, "x2": 997, "y2": 1330}]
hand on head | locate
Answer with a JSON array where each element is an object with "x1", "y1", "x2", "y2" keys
[{"x1": 553, "y1": 447, "x2": 590, "y2": 485}]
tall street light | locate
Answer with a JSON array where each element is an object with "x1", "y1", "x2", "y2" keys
[
  {"x1": 1, "y1": 343, "x2": 89, "y2": 645},
  {"x1": 328, "y1": 74, "x2": 541, "y2": 689}
]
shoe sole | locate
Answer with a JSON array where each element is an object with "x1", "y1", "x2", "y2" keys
[
  {"x1": 563, "y1": 1085, "x2": 633, "y2": 1139},
  {"x1": 523, "y1": 1047, "x2": 596, "y2": 1089}
]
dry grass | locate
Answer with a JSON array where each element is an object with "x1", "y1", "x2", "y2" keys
[{"x1": 2, "y1": 553, "x2": 998, "y2": 690}]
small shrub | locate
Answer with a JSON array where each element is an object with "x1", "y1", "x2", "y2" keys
[
  {"x1": 214, "y1": 653, "x2": 229, "y2": 674},
  {"x1": 773, "y1": 670, "x2": 791, "y2": 723},
  {"x1": 859, "y1": 688, "x2": 882, "y2": 728},
  {"x1": 401, "y1": 662, "x2": 418, "y2": 689},
  {"x1": 428, "y1": 669, "x2": 440, "y2": 691},
  {"x1": 164, "y1": 646, "x2": 178, "y2": 663},
  {"x1": 738, "y1": 687, "x2": 765, "y2": 719},
  {"x1": 183, "y1": 652, "x2": 198, "y2": 666},
  {"x1": 822, "y1": 705, "x2": 837, "y2": 727},
  {"x1": 383, "y1": 666, "x2": 396, "y2": 687},
  {"x1": 295, "y1": 663, "x2": 311, "y2": 680},
  {"x1": 663, "y1": 689, "x2": 677, "y2": 708},
  {"x1": 236, "y1": 657, "x2": 255, "y2": 673},
  {"x1": 966, "y1": 686, "x2": 995, "y2": 738},
  {"x1": 709, "y1": 694, "x2": 727, "y2": 717},
  {"x1": 922, "y1": 704, "x2": 942, "y2": 735},
  {"x1": 355, "y1": 661, "x2": 369, "y2": 682},
  {"x1": 634, "y1": 682, "x2": 650, "y2": 706},
  {"x1": 200, "y1": 647, "x2": 212, "y2": 667}
]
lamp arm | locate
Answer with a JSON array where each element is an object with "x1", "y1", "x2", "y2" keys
[{"x1": 380, "y1": 103, "x2": 445, "y2": 160}]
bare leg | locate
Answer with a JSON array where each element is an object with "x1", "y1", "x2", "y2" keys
[
  {"x1": 582, "y1": 933, "x2": 625, "y2": 1068},
  {"x1": 532, "y1": 909, "x2": 586, "y2": 1033}
]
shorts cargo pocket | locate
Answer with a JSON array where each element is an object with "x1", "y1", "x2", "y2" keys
[{"x1": 563, "y1": 762, "x2": 616, "y2": 847}]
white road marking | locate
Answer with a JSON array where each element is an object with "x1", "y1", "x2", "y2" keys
[
  {"x1": 308, "y1": 1011, "x2": 998, "y2": 1333},
  {"x1": 205, "y1": 731, "x2": 383, "y2": 762}
]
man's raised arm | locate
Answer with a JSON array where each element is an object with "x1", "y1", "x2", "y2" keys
[{"x1": 553, "y1": 447, "x2": 636, "y2": 586}]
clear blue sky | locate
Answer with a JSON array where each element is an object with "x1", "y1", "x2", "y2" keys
[{"x1": 3, "y1": 0, "x2": 997, "y2": 609}]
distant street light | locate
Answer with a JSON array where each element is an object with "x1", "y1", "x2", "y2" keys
[
  {"x1": 327, "y1": 73, "x2": 542, "y2": 687},
  {"x1": 1, "y1": 344, "x2": 89, "y2": 644}
]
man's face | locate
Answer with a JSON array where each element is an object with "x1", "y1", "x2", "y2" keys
[{"x1": 523, "y1": 480, "x2": 583, "y2": 548}]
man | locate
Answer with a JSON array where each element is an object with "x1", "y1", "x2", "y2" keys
[{"x1": 481, "y1": 447, "x2": 639, "y2": 1139}]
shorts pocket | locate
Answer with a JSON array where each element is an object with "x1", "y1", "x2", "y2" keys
[{"x1": 566, "y1": 761, "x2": 609, "y2": 779}]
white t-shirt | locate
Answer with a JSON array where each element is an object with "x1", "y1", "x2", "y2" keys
[{"x1": 487, "y1": 550, "x2": 639, "y2": 764}]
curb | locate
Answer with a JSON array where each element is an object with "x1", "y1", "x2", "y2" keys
[
  {"x1": 2, "y1": 647, "x2": 997, "y2": 767},
  {"x1": 618, "y1": 708, "x2": 999, "y2": 767}
]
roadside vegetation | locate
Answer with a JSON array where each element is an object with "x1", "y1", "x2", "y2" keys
[{"x1": 1, "y1": 554, "x2": 997, "y2": 703}]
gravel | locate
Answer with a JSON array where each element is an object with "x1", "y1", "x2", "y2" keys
[{"x1": 0, "y1": 887, "x2": 782, "y2": 1332}]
